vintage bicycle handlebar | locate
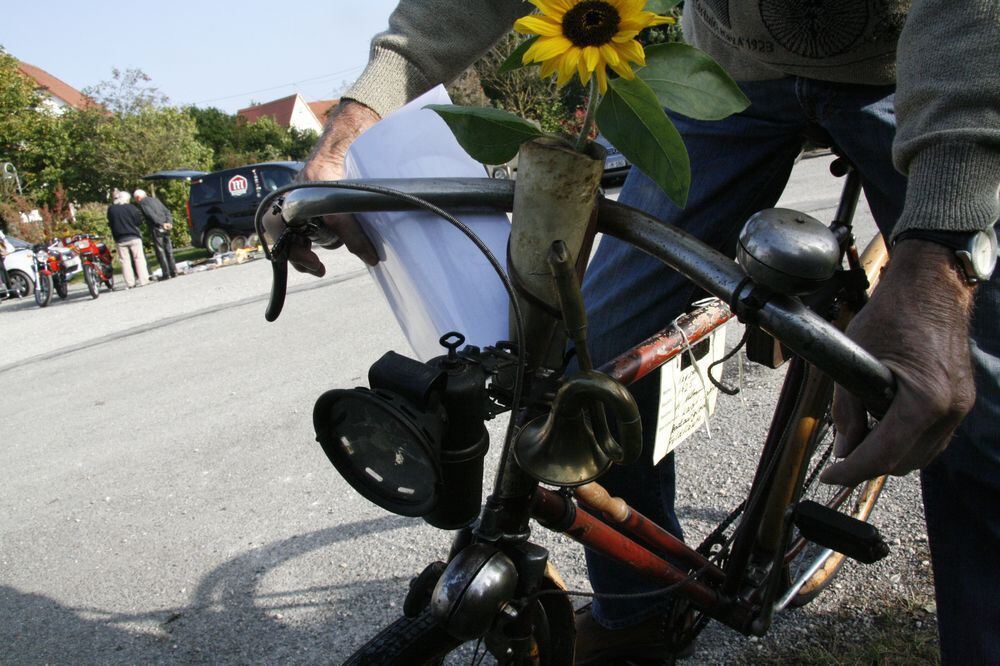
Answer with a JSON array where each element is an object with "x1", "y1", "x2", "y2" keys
[{"x1": 268, "y1": 178, "x2": 895, "y2": 417}]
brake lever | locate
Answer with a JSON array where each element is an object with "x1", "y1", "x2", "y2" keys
[{"x1": 265, "y1": 229, "x2": 292, "y2": 322}]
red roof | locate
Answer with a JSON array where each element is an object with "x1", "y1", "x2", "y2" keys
[
  {"x1": 238, "y1": 94, "x2": 303, "y2": 127},
  {"x1": 308, "y1": 99, "x2": 339, "y2": 121},
  {"x1": 16, "y1": 61, "x2": 95, "y2": 110}
]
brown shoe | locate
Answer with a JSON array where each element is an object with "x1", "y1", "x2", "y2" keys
[{"x1": 573, "y1": 604, "x2": 695, "y2": 665}]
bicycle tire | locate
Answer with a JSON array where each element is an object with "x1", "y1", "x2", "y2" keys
[
  {"x1": 344, "y1": 592, "x2": 574, "y2": 665},
  {"x1": 84, "y1": 264, "x2": 100, "y2": 298},
  {"x1": 780, "y1": 235, "x2": 890, "y2": 607},
  {"x1": 780, "y1": 384, "x2": 886, "y2": 607},
  {"x1": 35, "y1": 273, "x2": 52, "y2": 307}
]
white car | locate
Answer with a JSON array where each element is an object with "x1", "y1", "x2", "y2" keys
[{"x1": 2, "y1": 233, "x2": 35, "y2": 298}]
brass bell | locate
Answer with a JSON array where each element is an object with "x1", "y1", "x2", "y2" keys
[{"x1": 514, "y1": 371, "x2": 642, "y2": 487}]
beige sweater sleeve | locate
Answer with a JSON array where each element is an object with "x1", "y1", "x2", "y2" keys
[
  {"x1": 345, "y1": 0, "x2": 531, "y2": 118},
  {"x1": 892, "y1": 0, "x2": 1000, "y2": 238}
]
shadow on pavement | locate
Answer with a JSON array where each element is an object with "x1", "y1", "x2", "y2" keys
[{"x1": 1, "y1": 514, "x2": 415, "y2": 663}]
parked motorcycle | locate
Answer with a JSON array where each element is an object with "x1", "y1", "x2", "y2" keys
[
  {"x1": 31, "y1": 241, "x2": 80, "y2": 307},
  {"x1": 68, "y1": 234, "x2": 114, "y2": 298}
]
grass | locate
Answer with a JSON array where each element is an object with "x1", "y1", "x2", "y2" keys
[{"x1": 746, "y1": 597, "x2": 940, "y2": 665}]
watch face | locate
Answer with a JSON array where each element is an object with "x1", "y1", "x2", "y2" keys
[{"x1": 971, "y1": 230, "x2": 999, "y2": 279}]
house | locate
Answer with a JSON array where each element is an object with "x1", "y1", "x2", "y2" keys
[
  {"x1": 238, "y1": 94, "x2": 338, "y2": 134},
  {"x1": 16, "y1": 61, "x2": 95, "y2": 114}
]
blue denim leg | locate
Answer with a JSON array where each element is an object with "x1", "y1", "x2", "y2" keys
[
  {"x1": 921, "y1": 231, "x2": 1000, "y2": 665},
  {"x1": 582, "y1": 78, "x2": 808, "y2": 628}
]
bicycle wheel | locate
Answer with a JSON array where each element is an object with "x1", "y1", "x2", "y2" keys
[
  {"x1": 344, "y1": 593, "x2": 574, "y2": 666},
  {"x1": 780, "y1": 386, "x2": 886, "y2": 607},
  {"x1": 780, "y1": 234, "x2": 889, "y2": 607}
]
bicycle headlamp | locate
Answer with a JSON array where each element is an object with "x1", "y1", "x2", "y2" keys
[
  {"x1": 313, "y1": 342, "x2": 491, "y2": 529},
  {"x1": 314, "y1": 386, "x2": 444, "y2": 517}
]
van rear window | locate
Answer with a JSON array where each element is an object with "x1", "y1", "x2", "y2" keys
[{"x1": 190, "y1": 176, "x2": 221, "y2": 205}]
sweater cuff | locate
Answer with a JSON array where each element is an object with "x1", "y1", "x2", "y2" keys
[
  {"x1": 892, "y1": 142, "x2": 1000, "y2": 241},
  {"x1": 343, "y1": 47, "x2": 436, "y2": 119}
]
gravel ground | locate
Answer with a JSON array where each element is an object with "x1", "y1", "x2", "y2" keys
[{"x1": 0, "y1": 155, "x2": 936, "y2": 664}]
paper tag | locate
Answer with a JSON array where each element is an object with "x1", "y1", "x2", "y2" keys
[{"x1": 653, "y1": 322, "x2": 729, "y2": 465}]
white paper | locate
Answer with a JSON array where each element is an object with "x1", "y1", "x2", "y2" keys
[
  {"x1": 653, "y1": 322, "x2": 729, "y2": 465},
  {"x1": 344, "y1": 86, "x2": 511, "y2": 360}
]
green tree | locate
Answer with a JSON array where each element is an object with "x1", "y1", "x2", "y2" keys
[
  {"x1": 84, "y1": 67, "x2": 168, "y2": 115},
  {"x1": 0, "y1": 47, "x2": 72, "y2": 202},
  {"x1": 186, "y1": 106, "x2": 237, "y2": 169}
]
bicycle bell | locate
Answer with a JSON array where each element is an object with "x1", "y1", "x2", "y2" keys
[{"x1": 737, "y1": 208, "x2": 841, "y2": 295}]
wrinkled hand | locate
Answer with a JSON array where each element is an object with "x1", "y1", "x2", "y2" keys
[
  {"x1": 822, "y1": 240, "x2": 977, "y2": 486},
  {"x1": 262, "y1": 101, "x2": 382, "y2": 275}
]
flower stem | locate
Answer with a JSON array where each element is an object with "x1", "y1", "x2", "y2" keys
[{"x1": 575, "y1": 79, "x2": 599, "y2": 152}]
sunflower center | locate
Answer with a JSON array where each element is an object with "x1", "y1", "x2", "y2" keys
[{"x1": 562, "y1": 1, "x2": 621, "y2": 47}]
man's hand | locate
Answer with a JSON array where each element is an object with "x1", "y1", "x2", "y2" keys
[
  {"x1": 822, "y1": 240, "x2": 977, "y2": 486},
  {"x1": 262, "y1": 100, "x2": 381, "y2": 275}
]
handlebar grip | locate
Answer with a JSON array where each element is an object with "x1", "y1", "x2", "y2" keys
[{"x1": 265, "y1": 257, "x2": 288, "y2": 322}]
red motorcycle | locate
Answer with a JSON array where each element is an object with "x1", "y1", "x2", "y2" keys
[
  {"x1": 68, "y1": 234, "x2": 114, "y2": 298},
  {"x1": 31, "y1": 240, "x2": 81, "y2": 307}
]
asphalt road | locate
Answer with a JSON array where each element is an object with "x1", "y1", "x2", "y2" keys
[{"x1": 0, "y1": 155, "x2": 933, "y2": 664}]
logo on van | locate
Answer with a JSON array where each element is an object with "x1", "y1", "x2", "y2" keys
[{"x1": 228, "y1": 174, "x2": 249, "y2": 197}]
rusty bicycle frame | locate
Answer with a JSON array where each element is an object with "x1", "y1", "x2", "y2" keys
[{"x1": 266, "y1": 165, "x2": 893, "y2": 647}]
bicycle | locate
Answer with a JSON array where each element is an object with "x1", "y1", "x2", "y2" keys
[{"x1": 256, "y1": 144, "x2": 895, "y2": 664}]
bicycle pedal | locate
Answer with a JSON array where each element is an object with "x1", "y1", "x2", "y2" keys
[{"x1": 793, "y1": 500, "x2": 889, "y2": 564}]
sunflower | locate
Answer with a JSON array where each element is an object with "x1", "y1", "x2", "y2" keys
[{"x1": 514, "y1": 0, "x2": 674, "y2": 94}]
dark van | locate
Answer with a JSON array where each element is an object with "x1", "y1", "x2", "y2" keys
[{"x1": 187, "y1": 161, "x2": 302, "y2": 252}]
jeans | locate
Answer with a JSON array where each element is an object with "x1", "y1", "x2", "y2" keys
[{"x1": 580, "y1": 77, "x2": 999, "y2": 664}]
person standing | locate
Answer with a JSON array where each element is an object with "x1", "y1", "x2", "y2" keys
[
  {"x1": 132, "y1": 189, "x2": 177, "y2": 280},
  {"x1": 106, "y1": 189, "x2": 149, "y2": 289}
]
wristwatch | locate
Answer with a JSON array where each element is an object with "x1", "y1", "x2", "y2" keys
[{"x1": 893, "y1": 227, "x2": 998, "y2": 283}]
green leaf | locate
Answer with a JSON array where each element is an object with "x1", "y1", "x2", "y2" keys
[
  {"x1": 597, "y1": 78, "x2": 690, "y2": 207},
  {"x1": 638, "y1": 43, "x2": 750, "y2": 121},
  {"x1": 498, "y1": 36, "x2": 538, "y2": 75},
  {"x1": 425, "y1": 104, "x2": 544, "y2": 165},
  {"x1": 644, "y1": 0, "x2": 682, "y2": 12}
]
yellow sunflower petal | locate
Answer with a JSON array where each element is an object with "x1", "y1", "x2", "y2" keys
[
  {"x1": 608, "y1": 0, "x2": 645, "y2": 17},
  {"x1": 608, "y1": 57, "x2": 637, "y2": 80},
  {"x1": 540, "y1": 57, "x2": 560, "y2": 78},
  {"x1": 620, "y1": 12, "x2": 675, "y2": 31},
  {"x1": 557, "y1": 49, "x2": 581, "y2": 86},
  {"x1": 599, "y1": 43, "x2": 622, "y2": 67},
  {"x1": 583, "y1": 46, "x2": 601, "y2": 73},
  {"x1": 514, "y1": 15, "x2": 563, "y2": 37},
  {"x1": 612, "y1": 30, "x2": 641, "y2": 43},
  {"x1": 523, "y1": 35, "x2": 573, "y2": 63},
  {"x1": 615, "y1": 38, "x2": 646, "y2": 65},
  {"x1": 650, "y1": 15, "x2": 677, "y2": 26},
  {"x1": 528, "y1": 0, "x2": 571, "y2": 20},
  {"x1": 577, "y1": 56, "x2": 593, "y2": 85},
  {"x1": 594, "y1": 65, "x2": 609, "y2": 95}
]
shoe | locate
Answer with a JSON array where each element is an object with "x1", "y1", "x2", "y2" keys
[{"x1": 574, "y1": 604, "x2": 696, "y2": 665}]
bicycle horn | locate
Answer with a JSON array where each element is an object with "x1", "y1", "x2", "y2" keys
[{"x1": 514, "y1": 241, "x2": 642, "y2": 486}]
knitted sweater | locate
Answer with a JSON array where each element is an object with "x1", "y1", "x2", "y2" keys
[{"x1": 345, "y1": 0, "x2": 999, "y2": 237}]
